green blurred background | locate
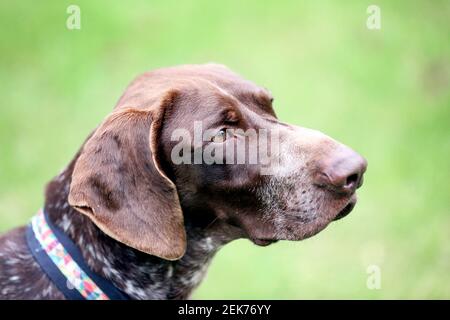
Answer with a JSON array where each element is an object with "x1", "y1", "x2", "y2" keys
[{"x1": 0, "y1": 0, "x2": 449, "y2": 299}]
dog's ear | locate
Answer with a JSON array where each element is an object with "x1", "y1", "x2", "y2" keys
[{"x1": 68, "y1": 91, "x2": 186, "y2": 260}]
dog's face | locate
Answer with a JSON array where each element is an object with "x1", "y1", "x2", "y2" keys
[
  {"x1": 158, "y1": 67, "x2": 367, "y2": 247},
  {"x1": 69, "y1": 64, "x2": 366, "y2": 260}
]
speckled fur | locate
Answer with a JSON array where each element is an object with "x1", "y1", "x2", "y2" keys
[{"x1": 0, "y1": 153, "x2": 242, "y2": 300}]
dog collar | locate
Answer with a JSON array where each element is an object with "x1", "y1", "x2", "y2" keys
[{"x1": 26, "y1": 209, "x2": 130, "y2": 300}]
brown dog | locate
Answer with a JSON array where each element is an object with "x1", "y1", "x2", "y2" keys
[{"x1": 0, "y1": 64, "x2": 366, "y2": 299}]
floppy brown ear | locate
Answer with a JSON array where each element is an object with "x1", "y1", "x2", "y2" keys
[{"x1": 68, "y1": 91, "x2": 186, "y2": 260}]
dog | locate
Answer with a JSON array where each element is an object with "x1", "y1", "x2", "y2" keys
[{"x1": 0, "y1": 64, "x2": 366, "y2": 299}]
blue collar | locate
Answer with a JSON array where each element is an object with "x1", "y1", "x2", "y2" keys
[{"x1": 26, "y1": 210, "x2": 130, "y2": 300}]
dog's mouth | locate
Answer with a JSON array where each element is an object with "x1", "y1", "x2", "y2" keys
[
  {"x1": 243, "y1": 193, "x2": 358, "y2": 247},
  {"x1": 333, "y1": 195, "x2": 357, "y2": 221}
]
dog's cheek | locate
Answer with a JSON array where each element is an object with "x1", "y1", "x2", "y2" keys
[{"x1": 255, "y1": 175, "x2": 306, "y2": 213}]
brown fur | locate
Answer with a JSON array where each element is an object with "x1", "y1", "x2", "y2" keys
[{"x1": 0, "y1": 64, "x2": 366, "y2": 299}]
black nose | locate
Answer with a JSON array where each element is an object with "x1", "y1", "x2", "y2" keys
[{"x1": 314, "y1": 147, "x2": 367, "y2": 195}]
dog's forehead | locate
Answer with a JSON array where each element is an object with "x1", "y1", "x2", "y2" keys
[{"x1": 115, "y1": 64, "x2": 272, "y2": 110}]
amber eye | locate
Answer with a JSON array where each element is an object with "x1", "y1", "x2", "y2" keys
[{"x1": 211, "y1": 129, "x2": 227, "y2": 143}]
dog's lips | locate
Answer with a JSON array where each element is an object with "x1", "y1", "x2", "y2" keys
[{"x1": 332, "y1": 194, "x2": 357, "y2": 221}]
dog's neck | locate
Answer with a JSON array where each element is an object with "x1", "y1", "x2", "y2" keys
[{"x1": 44, "y1": 160, "x2": 242, "y2": 299}]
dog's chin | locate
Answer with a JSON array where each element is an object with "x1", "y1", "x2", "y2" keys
[{"x1": 250, "y1": 238, "x2": 278, "y2": 247}]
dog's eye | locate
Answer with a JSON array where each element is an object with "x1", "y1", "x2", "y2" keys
[{"x1": 211, "y1": 129, "x2": 227, "y2": 143}]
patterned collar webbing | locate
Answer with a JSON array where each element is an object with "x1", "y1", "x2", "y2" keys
[{"x1": 26, "y1": 209, "x2": 129, "y2": 300}]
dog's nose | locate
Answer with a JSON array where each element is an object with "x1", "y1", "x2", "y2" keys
[{"x1": 314, "y1": 146, "x2": 367, "y2": 195}]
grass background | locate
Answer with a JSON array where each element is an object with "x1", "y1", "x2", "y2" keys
[{"x1": 0, "y1": 0, "x2": 449, "y2": 299}]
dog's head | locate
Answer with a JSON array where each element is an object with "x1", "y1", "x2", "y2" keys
[{"x1": 68, "y1": 64, "x2": 367, "y2": 260}]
